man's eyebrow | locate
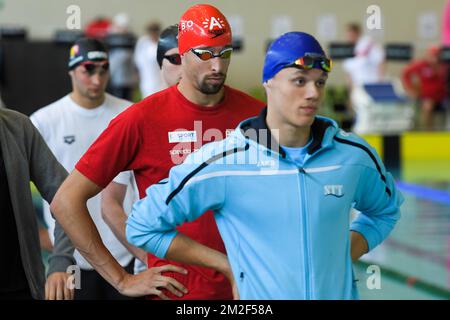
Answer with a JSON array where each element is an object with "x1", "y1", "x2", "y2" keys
[
  {"x1": 292, "y1": 68, "x2": 307, "y2": 75},
  {"x1": 291, "y1": 68, "x2": 328, "y2": 78}
]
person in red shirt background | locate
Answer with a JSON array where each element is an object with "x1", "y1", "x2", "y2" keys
[
  {"x1": 85, "y1": 17, "x2": 112, "y2": 39},
  {"x1": 402, "y1": 45, "x2": 448, "y2": 130},
  {"x1": 50, "y1": 4, "x2": 264, "y2": 300}
]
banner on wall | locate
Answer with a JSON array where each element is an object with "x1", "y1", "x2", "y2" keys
[
  {"x1": 385, "y1": 43, "x2": 413, "y2": 61},
  {"x1": 228, "y1": 15, "x2": 244, "y2": 52},
  {"x1": 316, "y1": 14, "x2": 337, "y2": 41},
  {"x1": 265, "y1": 15, "x2": 293, "y2": 52},
  {"x1": 417, "y1": 11, "x2": 439, "y2": 39},
  {"x1": 270, "y1": 15, "x2": 292, "y2": 39}
]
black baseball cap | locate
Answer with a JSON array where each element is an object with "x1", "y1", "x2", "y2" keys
[
  {"x1": 156, "y1": 25, "x2": 179, "y2": 68},
  {"x1": 68, "y1": 37, "x2": 108, "y2": 70}
]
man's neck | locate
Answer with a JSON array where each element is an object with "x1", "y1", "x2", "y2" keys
[
  {"x1": 177, "y1": 79, "x2": 225, "y2": 107},
  {"x1": 70, "y1": 92, "x2": 105, "y2": 109},
  {"x1": 266, "y1": 110, "x2": 312, "y2": 148}
]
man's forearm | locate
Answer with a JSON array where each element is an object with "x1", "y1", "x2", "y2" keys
[
  {"x1": 166, "y1": 233, "x2": 232, "y2": 278},
  {"x1": 47, "y1": 220, "x2": 76, "y2": 276},
  {"x1": 51, "y1": 192, "x2": 128, "y2": 291},
  {"x1": 102, "y1": 203, "x2": 147, "y2": 263},
  {"x1": 350, "y1": 231, "x2": 369, "y2": 262}
]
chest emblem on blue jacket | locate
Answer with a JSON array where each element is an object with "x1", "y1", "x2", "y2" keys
[{"x1": 324, "y1": 185, "x2": 344, "y2": 197}]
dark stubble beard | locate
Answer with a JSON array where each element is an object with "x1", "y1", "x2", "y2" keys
[{"x1": 198, "y1": 75, "x2": 227, "y2": 95}]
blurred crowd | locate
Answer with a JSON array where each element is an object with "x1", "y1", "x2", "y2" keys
[{"x1": 84, "y1": 13, "x2": 163, "y2": 101}]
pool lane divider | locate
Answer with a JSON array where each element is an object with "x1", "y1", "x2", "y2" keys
[
  {"x1": 355, "y1": 260, "x2": 450, "y2": 299},
  {"x1": 396, "y1": 181, "x2": 450, "y2": 206}
]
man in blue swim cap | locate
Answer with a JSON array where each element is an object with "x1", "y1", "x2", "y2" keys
[
  {"x1": 126, "y1": 31, "x2": 402, "y2": 299},
  {"x1": 262, "y1": 31, "x2": 333, "y2": 147}
]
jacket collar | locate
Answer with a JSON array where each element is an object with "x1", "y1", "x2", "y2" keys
[{"x1": 239, "y1": 107, "x2": 334, "y2": 158}]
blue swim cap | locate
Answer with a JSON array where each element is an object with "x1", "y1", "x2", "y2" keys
[{"x1": 263, "y1": 32, "x2": 328, "y2": 83}]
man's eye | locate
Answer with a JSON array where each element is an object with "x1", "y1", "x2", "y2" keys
[
  {"x1": 316, "y1": 79, "x2": 326, "y2": 87},
  {"x1": 293, "y1": 78, "x2": 305, "y2": 85}
]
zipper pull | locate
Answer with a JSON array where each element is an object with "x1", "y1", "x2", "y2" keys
[
  {"x1": 298, "y1": 167, "x2": 306, "y2": 174},
  {"x1": 240, "y1": 272, "x2": 244, "y2": 281}
]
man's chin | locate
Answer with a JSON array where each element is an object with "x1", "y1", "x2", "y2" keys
[
  {"x1": 291, "y1": 115, "x2": 316, "y2": 128},
  {"x1": 199, "y1": 82, "x2": 225, "y2": 95},
  {"x1": 88, "y1": 92, "x2": 104, "y2": 100}
]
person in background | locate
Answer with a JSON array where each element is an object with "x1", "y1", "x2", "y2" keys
[
  {"x1": 49, "y1": 4, "x2": 264, "y2": 300},
  {"x1": 342, "y1": 23, "x2": 385, "y2": 128},
  {"x1": 402, "y1": 45, "x2": 448, "y2": 130},
  {"x1": 85, "y1": 16, "x2": 112, "y2": 39},
  {"x1": 126, "y1": 31, "x2": 402, "y2": 300},
  {"x1": 442, "y1": 0, "x2": 450, "y2": 46},
  {"x1": 101, "y1": 24, "x2": 182, "y2": 276},
  {"x1": 342, "y1": 23, "x2": 385, "y2": 88},
  {"x1": 107, "y1": 13, "x2": 139, "y2": 101},
  {"x1": 31, "y1": 38, "x2": 179, "y2": 300},
  {"x1": 134, "y1": 21, "x2": 162, "y2": 98},
  {"x1": 442, "y1": 0, "x2": 450, "y2": 128},
  {"x1": 156, "y1": 25, "x2": 183, "y2": 88},
  {"x1": 0, "y1": 108, "x2": 71, "y2": 300}
]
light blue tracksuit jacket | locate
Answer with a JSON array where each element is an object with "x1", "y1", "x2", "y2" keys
[{"x1": 126, "y1": 108, "x2": 403, "y2": 300}]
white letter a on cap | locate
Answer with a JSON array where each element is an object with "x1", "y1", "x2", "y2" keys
[{"x1": 209, "y1": 17, "x2": 223, "y2": 30}]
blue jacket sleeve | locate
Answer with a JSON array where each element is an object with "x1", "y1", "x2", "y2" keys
[
  {"x1": 351, "y1": 164, "x2": 404, "y2": 252},
  {"x1": 125, "y1": 159, "x2": 226, "y2": 259}
]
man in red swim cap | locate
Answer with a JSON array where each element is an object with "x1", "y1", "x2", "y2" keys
[{"x1": 50, "y1": 4, "x2": 264, "y2": 299}]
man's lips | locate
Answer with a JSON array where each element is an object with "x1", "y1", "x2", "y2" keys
[
  {"x1": 206, "y1": 74, "x2": 225, "y2": 80},
  {"x1": 300, "y1": 106, "x2": 317, "y2": 113}
]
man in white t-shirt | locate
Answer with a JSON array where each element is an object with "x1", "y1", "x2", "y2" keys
[
  {"x1": 342, "y1": 23, "x2": 385, "y2": 132},
  {"x1": 30, "y1": 38, "x2": 137, "y2": 300},
  {"x1": 102, "y1": 25, "x2": 182, "y2": 275},
  {"x1": 134, "y1": 22, "x2": 163, "y2": 98},
  {"x1": 342, "y1": 23, "x2": 385, "y2": 87}
]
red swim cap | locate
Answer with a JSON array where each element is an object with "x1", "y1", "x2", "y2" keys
[{"x1": 178, "y1": 4, "x2": 232, "y2": 55}]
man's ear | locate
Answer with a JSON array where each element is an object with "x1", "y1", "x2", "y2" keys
[{"x1": 263, "y1": 79, "x2": 272, "y2": 91}]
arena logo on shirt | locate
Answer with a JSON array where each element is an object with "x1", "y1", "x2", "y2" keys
[
  {"x1": 168, "y1": 130, "x2": 197, "y2": 143},
  {"x1": 64, "y1": 135, "x2": 76, "y2": 145}
]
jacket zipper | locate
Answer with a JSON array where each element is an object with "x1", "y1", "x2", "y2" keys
[
  {"x1": 298, "y1": 166, "x2": 312, "y2": 299},
  {"x1": 283, "y1": 146, "x2": 328, "y2": 299},
  {"x1": 297, "y1": 147, "x2": 330, "y2": 299}
]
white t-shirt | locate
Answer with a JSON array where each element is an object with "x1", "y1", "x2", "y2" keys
[
  {"x1": 113, "y1": 171, "x2": 147, "y2": 274},
  {"x1": 134, "y1": 35, "x2": 162, "y2": 98},
  {"x1": 342, "y1": 35, "x2": 385, "y2": 86},
  {"x1": 30, "y1": 93, "x2": 135, "y2": 270}
]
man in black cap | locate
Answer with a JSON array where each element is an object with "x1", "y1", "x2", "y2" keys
[
  {"x1": 31, "y1": 37, "x2": 185, "y2": 300},
  {"x1": 156, "y1": 24, "x2": 182, "y2": 88}
]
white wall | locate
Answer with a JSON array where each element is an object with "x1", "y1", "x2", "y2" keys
[{"x1": 0, "y1": 0, "x2": 447, "y2": 91}]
